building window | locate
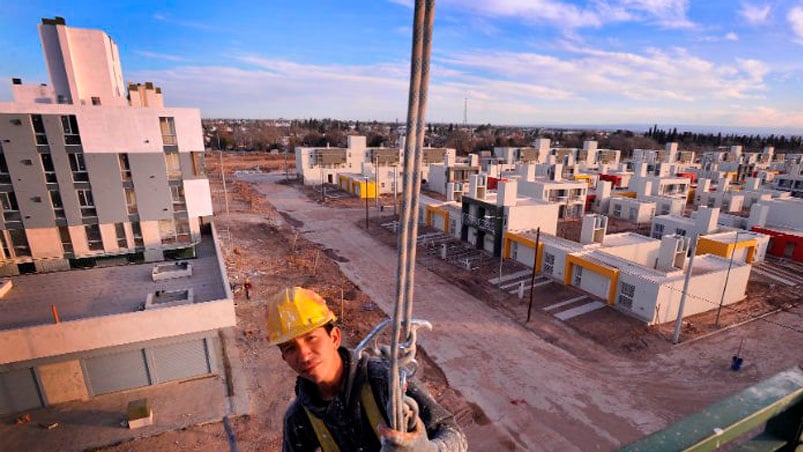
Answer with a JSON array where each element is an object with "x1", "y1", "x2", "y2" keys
[
  {"x1": 175, "y1": 217, "x2": 191, "y2": 241},
  {"x1": 171, "y1": 185, "x2": 186, "y2": 211},
  {"x1": 628, "y1": 207, "x2": 637, "y2": 221},
  {"x1": 618, "y1": 282, "x2": 635, "y2": 309},
  {"x1": 164, "y1": 152, "x2": 181, "y2": 179},
  {"x1": 8, "y1": 229, "x2": 31, "y2": 257},
  {"x1": 125, "y1": 188, "x2": 137, "y2": 215},
  {"x1": 191, "y1": 152, "x2": 206, "y2": 177},
  {"x1": 69, "y1": 152, "x2": 89, "y2": 181},
  {"x1": 0, "y1": 191, "x2": 19, "y2": 212},
  {"x1": 61, "y1": 115, "x2": 81, "y2": 145},
  {"x1": 40, "y1": 153, "x2": 57, "y2": 183},
  {"x1": 31, "y1": 114, "x2": 48, "y2": 145},
  {"x1": 59, "y1": 226, "x2": 73, "y2": 255},
  {"x1": 159, "y1": 219, "x2": 177, "y2": 243},
  {"x1": 132, "y1": 222, "x2": 144, "y2": 248},
  {"x1": 115, "y1": 223, "x2": 128, "y2": 248},
  {"x1": 91, "y1": 96, "x2": 101, "y2": 106},
  {"x1": 77, "y1": 188, "x2": 96, "y2": 217},
  {"x1": 543, "y1": 252, "x2": 555, "y2": 275},
  {"x1": 49, "y1": 190, "x2": 65, "y2": 218},
  {"x1": 159, "y1": 117, "x2": 177, "y2": 146},
  {"x1": 675, "y1": 228, "x2": 686, "y2": 236},
  {"x1": 119, "y1": 154, "x2": 131, "y2": 181},
  {"x1": 613, "y1": 203, "x2": 622, "y2": 218},
  {"x1": 85, "y1": 224, "x2": 103, "y2": 251}
]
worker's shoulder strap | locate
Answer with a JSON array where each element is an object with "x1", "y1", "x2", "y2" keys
[{"x1": 302, "y1": 381, "x2": 386, "y2": 452}]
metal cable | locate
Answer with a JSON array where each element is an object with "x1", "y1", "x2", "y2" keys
[{"x1": 389, "y1": 0, "x2": 427, "y2": 432}]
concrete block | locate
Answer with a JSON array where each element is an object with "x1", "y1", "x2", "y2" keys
[{"x1": 127, "y1": 399, "x2": 153, "y2": 429}]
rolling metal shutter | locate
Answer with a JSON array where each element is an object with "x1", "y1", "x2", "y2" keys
[
  {"x1": 150, "y1": 339, "x2": 211, "y2": 383},
  {"x1": 0, "y1": 368, "x2": 43, "y2": 415},
  {"x1": 85, "y1": 349, "x2": 150, "y2": 395}
]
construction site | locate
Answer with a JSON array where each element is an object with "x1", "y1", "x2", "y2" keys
[{"x1": 99, "y1": 152, "x2": 803, "y2": 450}]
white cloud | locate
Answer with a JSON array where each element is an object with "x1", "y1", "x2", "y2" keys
[
  {"x1": 422, "y1": 0, "x2": 695, "y2": 30},
  {"x1": 725, "y1": 32, "x2": 739, "y2": 41},
  {"x1": 738, "y1": 3, "x2": 771, "y2": 25},
  {"x1": 789, "y1": 6, "x2": 803, "y2": 43},
  {"x1": 615, "y1": 0, "x2": 695, "y2": 28},
  {"x1": 134, "y1": 50, "x2": 186, "y2": 62}
]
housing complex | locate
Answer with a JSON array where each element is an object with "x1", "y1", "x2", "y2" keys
[{"x1": 300, "y1": 135, "x2": 802, "y2": 327}]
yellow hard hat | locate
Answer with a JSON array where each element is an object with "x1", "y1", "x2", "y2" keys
[{"x1": 265, "y1": 287, "x2": 337, "y2": 345}]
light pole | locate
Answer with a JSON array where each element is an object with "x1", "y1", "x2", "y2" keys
[
  {"x1": 715, "y1": 231, "x2": 741, "y2": 327},
  {"x1": 219, "y1": 150, "x2": 229, "y2": 215}
]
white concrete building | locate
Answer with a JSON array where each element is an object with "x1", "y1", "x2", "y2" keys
[
  {"x1": 0, "y1": 17, "x2": 233, "y2": 416},
  {"x1": 504, "y1": 215, "x2": 751, "y2": 325},
  {"x1": 651, "y1": 206, "x2": 721, "y2": 239}
]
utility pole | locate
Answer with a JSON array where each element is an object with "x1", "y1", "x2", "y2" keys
[
  {"x1": 219, "y1": 150, "x2": 229, "y2": 215},
  {"x1": 375, "y1": 155, "x2": 380, "y2": 209},
  {"x1": 393, "y1": 165, "x2": 398, "y2": 217},
  {"x1": 497, "y1": 212, "x2": 505, "y2": 291},
  {"x1": 526, "y1": 227, "x2": 541, "y2": 323},
  {"x1": 364, "y1": 176, "x2": 370, "y2": 229},
  {"x1": 320, "y1": 165, "x2": 325, "y2": 203},
  {"x1": 672, "y1": 235, "x2": 698, "y2": 344},
  {"x1": 715, "y1": 232, "x2": 740, "y2": 327}
]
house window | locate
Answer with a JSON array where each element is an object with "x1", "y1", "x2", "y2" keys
[
  {"x1": 31, "y1": 114, "x2": 48, "y2": 145},
  {"x1": 125, "y1": 188, "x2": 137, "y2": 215},
  {"x1": 61, "y1": 115, "x2": 81, "y2": 145},
  {"x1": 85, "y1": 224, "x2": 103, "y2": 251},
  {"x1": 40, "y1": 153, "x2": 57, "y2": 183},
  {"x1": 159, "y1": 219, "x2": 178, "y2": 243},
  {"x1": 164, "y1": 152, "x2": 181, "y2": 179},
  {"x1": 543, "y1": 252, "x2": 555, "y2": 275},
  {"x1": 675, "y1": 228, "x2": 686, "y2": 236},
  {"x1": 159, "y1": 117, "x2": 177, "y2": 146},
  {"x1": 573, "y1": 266, "x2": 583, "y2": 286},
  {"x1": 91, "y1": 96, "x2": 101, "y2": 106},
  {"x1": 613, "y1": 203, "x2": 622, "y2": 218},
  {"x1": 119, "y1": 154, "x2": 131, "y2": 181},
  {"x1": 652, "y1": 223, "x2": 665, "y2": 239},
  {"x1": 175, "y1": 217, "x2": 191, "y2": 241},
  {"x1": 191, "y1": 152, "x2": 206, "y2": 177},
  {"x1": 628, "y1": 207, "x2": 637, "y2": 221},
  {"x1": 69, "y1": 152, "x2": 88, "y2": 181},
  {"x1": 618, "y1": 282, "x2": 635, "y2": 309}
]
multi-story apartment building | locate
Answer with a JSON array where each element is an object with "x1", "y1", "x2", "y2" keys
[{"x1": 0, "y1": 18, "x2": 233, "y2": 416}]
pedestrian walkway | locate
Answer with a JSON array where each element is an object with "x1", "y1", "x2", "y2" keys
[
  {"x1": 555, "y1": 301, "x2": 606, "y2": 321},
  {"x1": 752, "y1": 261, "x2": 803, "y2": 287}
]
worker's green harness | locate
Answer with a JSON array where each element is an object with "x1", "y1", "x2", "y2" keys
[{"x1": 303, "y1": 383, "x2": 385, "y2": 452}]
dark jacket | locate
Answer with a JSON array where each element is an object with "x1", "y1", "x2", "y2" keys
[{"x1": 282, "y1": 347, "x2": 467, "y2": 451}]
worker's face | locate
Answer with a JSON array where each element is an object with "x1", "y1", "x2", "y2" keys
[{"x1": 279, "y1": 326, "x2": 342, "y2": 385}]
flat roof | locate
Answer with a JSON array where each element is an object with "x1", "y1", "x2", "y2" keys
[
  {"x1": 0, "y1": 236, "x2": 228, "y2": 331},
  {"x1": 602, "y1": 232, "x2": 656, "y2": 248}
]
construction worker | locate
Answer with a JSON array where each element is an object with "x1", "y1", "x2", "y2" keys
[{"x1": 266, "y1": 287, "x2": 467, "y2": 451}]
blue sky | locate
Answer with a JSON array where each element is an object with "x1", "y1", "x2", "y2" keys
[{"x1": 1, "y1": 1, "x2": 802, "y2": 132}]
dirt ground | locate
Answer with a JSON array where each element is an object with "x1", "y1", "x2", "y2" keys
[{"x1": 100, "y1": 151, "x2": 803, "y2": 451}]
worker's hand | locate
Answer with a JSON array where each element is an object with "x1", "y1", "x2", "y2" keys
[{"x1": 378, "y1": 417, "x2": 437, "y2": 452}]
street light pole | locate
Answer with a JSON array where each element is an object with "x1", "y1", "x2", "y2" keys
[
  {"x1": 715, "y1": 232, "x2": 740, "y2": 327},
  {"x1": 219, "y1": 150, "x2": 229, "y2": 215}
]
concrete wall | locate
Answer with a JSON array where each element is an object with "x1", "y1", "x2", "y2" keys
[
  {"x1": 86, "y1": 153, "x2": 128, "y2": 224},
  {"x1": 129, "y1": 153, "x2": 172, "y2": 221},
  {"x1": 653, "y1": 261, "x2": 750, "y2": 324},
  {"x1": 506, "y1": 203, "x2": 559, "y2": 235},
  {"x1": 615, "y1": 273, "x2": 661, "y2": 322},
  {"x1": 0, "y1": 299, "x2": 235, "y2": 365},
  {"x1": 184, "y1": 179, "x2": 213, "y2": 218}
]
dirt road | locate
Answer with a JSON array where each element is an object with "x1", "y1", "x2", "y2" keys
[{"x1": 247, "y1": 172, "x2": 803, "y2": 451}]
